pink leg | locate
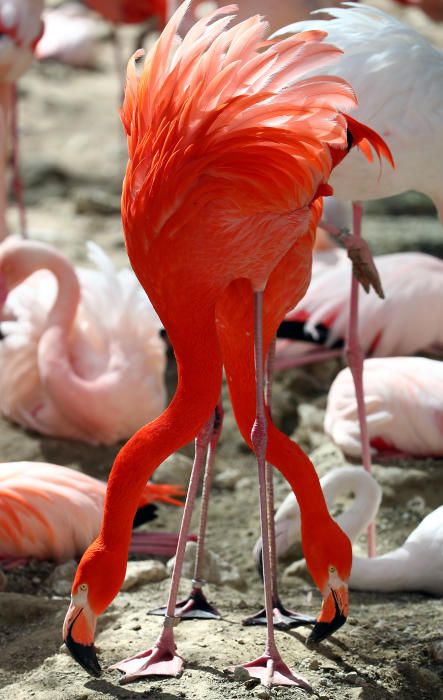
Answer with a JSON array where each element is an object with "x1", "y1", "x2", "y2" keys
[
  {"x1": 244, "y1": 339, "x2": 315, "y2": 631},
  {"x1": 11, "y1": 84, "x2": 27, "y2": 238},
  {"x1": 346, "y1": 202, "x2": 376, "y2": 558},
  {"x1": 111, "y1": 415, "x2": 215, "y2": 684},
  {"x1": 231, "y1": 292, "x2": 309, "y2": 689},
  {"x1": 149, "y1": 403, "x2": 223, "y2": 620}
]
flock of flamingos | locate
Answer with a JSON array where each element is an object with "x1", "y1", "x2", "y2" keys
[{"x1": 1, "y1": 0, "x2": 443, "y2": 692}]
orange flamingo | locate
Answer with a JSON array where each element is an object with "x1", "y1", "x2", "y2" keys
[
  {"x1": 0, "y1": 461, "x2": 184, "y2": 563},
  {"x1": 62, "y1": 1, "x2": 390, "y2": 688}
]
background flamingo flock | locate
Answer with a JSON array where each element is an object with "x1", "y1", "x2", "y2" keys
[{"x1": 1, "y1": 0, "x2": 442, "y2": 698}]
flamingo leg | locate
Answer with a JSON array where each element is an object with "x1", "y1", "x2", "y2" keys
[
  {"x1": 149, "y1": 402, "x2": 223, "y2": 620},
  {"x1": 111, "y1": 414, "x2": 215, "y2": 683},
  {"x1": 11, "y1": 85, "x2": 27, "y2": 238},
  {"x1": 346, "y1": 201, "x2": 376, "y2": 558},
  {"x1": 231, "y1": 292, "x2": 310, "y2": 689},
  {"x1": 243, "y1": 338, "x2": 316, "y2": 631}
]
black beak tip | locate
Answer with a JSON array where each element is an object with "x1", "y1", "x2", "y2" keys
[
  {"x1": 307, "y1": 614, "x2": 347, "y2": 645},
  {"x1": 65, "y1": 634, "x2": 102, "y2": 678}
]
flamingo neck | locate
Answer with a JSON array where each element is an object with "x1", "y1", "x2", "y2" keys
[
  {"x1": 322, "y1": 468, "x2": 382, "y2": 543},
  {"x1": 350, "y1": 547, "x2": 411, "y2": 592},
  {"x1": 0, "y1": 84, "x2": 12, "y2": 242},
  {"x1": 99, "y1": 310, "x2": 223, "y2": 550}
]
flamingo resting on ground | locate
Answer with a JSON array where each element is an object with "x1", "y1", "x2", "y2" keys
[
  {"x1": 0, "y1": 0, "x2": 44, "y2": 238},
  {"x1": 276, "y1": 251, "x2": 443, "y2": 369},
  {"x1": 325, "y1": 357, "x2": 443, "y2": 458},
  {"x1": 256, "y1": 466, "x2": 443, "y2": 596},
  {"x1": 0, "y1": 237, "x2": 166, "y2": 444},
  {"x1": 60, "y1": 1, "x2": 378, "y2": 687},
  {"x1": 0, "y1": 462, "x2": 184, "y2": 562}
]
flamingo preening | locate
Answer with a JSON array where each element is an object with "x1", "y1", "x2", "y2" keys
[
  {"x1": 61, "y1": 2, "x2": 393, "y2": 687},
  {"x1": 256, "y1": 466, "x2": 443, "y2": 596},
  {"x1": 325, "y1": 356, "x2": 443, "y2": 458},
  {"x1": 0, "y1": 237, "x2": 166, "y2": 444},
  {"x1": 0, "y1": 461, "x2": 184, "y2": 563}
]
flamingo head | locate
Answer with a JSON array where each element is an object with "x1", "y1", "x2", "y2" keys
[
  {"x1": 303, "y1": 517, "x2": 352, "y2": 644},
  {"x1": 63, "y1": 541, "x2": 127, "y2": 677}
]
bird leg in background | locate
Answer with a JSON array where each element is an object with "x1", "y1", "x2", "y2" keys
[
  {"x1": 243, "y1": 338, "x2": 316, "y2": 630},
  {"x1": 230, "y1": 292, "x2": 310, "y2": 689},
  {"x1": 111, "y1": 415, "x2": 215, "y2": 682},
  {"x1": 149, "y1": 403, "x2": 223, "y2": 620},
  {"x1": 11, "y1": 85, "x2": 27, "y2": 238},
  {"x1": 346, "y1": 202, "x2": 376, "y2": 557}
]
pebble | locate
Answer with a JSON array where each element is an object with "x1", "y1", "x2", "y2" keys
[
  {"x1": 167, "y1": 541, "x2": 246, "y2": 590},
  {"x1": 429, "y1": 639, "x2": 443, "y2": 662},
  {"x1": 254, "y1": 687, "x2": 271, "y2": 699},
  {"x1": 214, "y1": 467, "x2": 240, "y2": 490},
  {"x1": 122, "y1": 560, "x2": 168, "y2": 591},
  {"x1": 232, "y1": 666, "x2": 250, "y2": 682},
  {"x1": 47, "y1": 560, "x2": 78, "y2": 596},
  {"x1": 151, "y1": 453, "x2": 194, "y2": 489},
  {"x1": 308, "y1": 658, "x2": 320, "y2": 671},
  {"x1": 406, "y1": 495, "x2": 426, "y2": 514},
  {"x1": 344, "y1": 671, "x2": 358, "y2": 684}
]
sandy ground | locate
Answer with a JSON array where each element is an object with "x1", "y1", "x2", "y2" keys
[{"x1": 1, "y1": 2, "x2": 443, "y2": 699}]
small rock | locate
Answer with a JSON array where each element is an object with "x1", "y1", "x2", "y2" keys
[
  {"x1": 167, "y1": 541, "x2": 246, "y2": 590},
  {"x1": 244, "y1": 678, "x2": 260, "y2": 689},
  {"x1": 429, "y1": 639, "x2": 443, "y2": 662},
  {"x1": 122, "y1": 560, "x2": 168, "y2": 591},
  {"x1": 232, "y1": 666, "x2": 250, "y2": 682},
  {"x1": 214, "y1": 467, "x2": 240, "y2": 490},
  {"x1": 151, "y1": 453, "x2": 194, "y2": 489},
  {"x1": 406, "y1": 495, "x2": 426, "y2": 514},
  {"x1": 308, "y1": 658, "x2": 320, "y2": 671},
  {"x1": 344, "y1": 671, "x2": 358, "y2": 684},
  {"x1": 254, "y1": 687, "x2": 271, "y2": 699},
  {"x1": 47, "y1": 560, "x2": 78, "y2": 596}
]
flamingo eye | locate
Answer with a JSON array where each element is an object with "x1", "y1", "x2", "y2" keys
[
  {"x1": 328, "y1": 565, "x2": 336, "y2": 574},
  {"x1": 78, "y1": 583, "x2": 88, "y2": 593}
]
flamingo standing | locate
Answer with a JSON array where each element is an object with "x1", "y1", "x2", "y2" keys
[
  {"x1": 0, "y1": 0, "x2": 43, "y2": 238},
  {"x1": 0, "y1": 237, "x2": 166, "y2": 444},
  {"x1": 0, "y1": 461, "x2": 184, "y2": 562},
  {"x1": 273, "y1": 1, "x2": 442, "y2": 552},
  {"x1": 258, "y1": 466, "x2": 443, "y2": 596},
  {"x1": 325, "y1": 356, "x2": 443, "y2": 458},
  {"x1": 60, "y1": 1, "x2": 375, "y2": 687}
]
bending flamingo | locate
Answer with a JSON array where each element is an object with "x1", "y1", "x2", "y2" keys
[
  {"x1": 325, "y1": 356, "x2": 443, "y2": 458},
  {"x1": 0, "y1": 237, "x2": 166, "y2": 444},
  {"x1": 61, "y1": 1, "x2": 371, "y2": 687},
  {"x1": 0, "y1": 461, "x2": 184, "y2": 562},
  {"x1": 257, "y1": 466, "x2": 443, "y2": 596}
]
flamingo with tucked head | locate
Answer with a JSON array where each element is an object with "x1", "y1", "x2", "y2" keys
[{"x1": 0, "y1": 237, "x2": 166, "y2": 444}]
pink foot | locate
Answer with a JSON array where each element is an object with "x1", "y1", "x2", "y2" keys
[
  {"x1": 230, "y1": 653, "x2": 310, "y2": 689},
  {"x1": 110, "y1": 625, "x2": 184, "y2": 684}
]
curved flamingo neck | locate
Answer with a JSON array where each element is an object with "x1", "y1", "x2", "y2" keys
[
  {"x1": 321, "y1": 468, "x2": 382, "y2": 543},
  {"x1": 99, "y1": 309, "x2": 223, "y2": 550},
  {"x1": 350, "y1": 547, "x2": 411, "y2": 591},
  {"x1": 3, "y1": 239, "x2": 80, "y2": 328}
]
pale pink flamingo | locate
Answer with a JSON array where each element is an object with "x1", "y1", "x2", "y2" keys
[
  {"x1": 0, "y1": 461, "x2": 184, "y2": 563},
  {"x1": 0, "y1": 0, "x2": 44, "y2": 238},
  {"x1": 35, "y1": 3, "x2": 100, "y2": 69},
  {"x1": 274, "y1": 0, "x2": 443, "y2": 554},
  {"x1": 276, "y1": 251, "x2": 443, "y2": 369},
  {"x1": 257, "y1": 466, "x2": 443, "y2": 595},
  {"x1": 325, "y1": 356, "x2": 443, "y2": 458},
  {"x1": 0, "y1": 236, "x2": 166, "y2": 444}
]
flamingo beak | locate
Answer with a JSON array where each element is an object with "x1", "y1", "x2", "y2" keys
[
  {"x1": 63, "y1": 598, "x2": 101, "y2": 677},
  {"x1": 308, "y1": 578, "x2": 349, "y2": 644}
]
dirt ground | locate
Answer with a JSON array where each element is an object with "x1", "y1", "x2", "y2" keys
[{"x1": 1, "y1": 2, "x2": 443, "y2": 699}]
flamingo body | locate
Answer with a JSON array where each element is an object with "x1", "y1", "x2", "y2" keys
[
  {"x1": 276, "y1": 251, "x2": 443, "y2": 366},
  {"x1": 325, "y1": 357, "x2": 443, "y2": 457},
  {"x1": 0, "y1": 238, "x2": 166, "y2": 444},
  {"x1": 36, "y1": 3, "x2": 99, "y2": 68},
  {"x1": 83, "y1": 0, "x2": 167, "y2": 27},
  {"x1": 274, "y1": 2, "x2": 443, "y2": 218},
  {"x1": 0, "y1": 461, "x2": 182, "y2": 561}
]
